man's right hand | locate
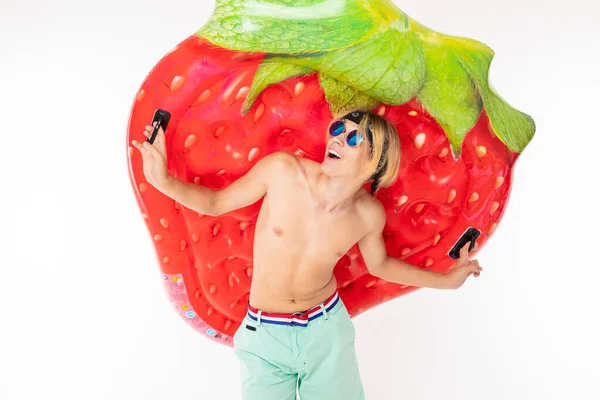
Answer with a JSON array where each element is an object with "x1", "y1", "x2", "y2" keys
[{"x1": 132, "y1": 122, "x2": 170, "y2": 190}]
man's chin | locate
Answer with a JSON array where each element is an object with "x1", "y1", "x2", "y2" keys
[{"x1": 321, "y1": 160, "x2": 345, "y2": 177}]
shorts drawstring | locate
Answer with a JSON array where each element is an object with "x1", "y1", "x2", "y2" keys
[{"x1": 319, "y1": 303, "x2": 329, "y2": 320}]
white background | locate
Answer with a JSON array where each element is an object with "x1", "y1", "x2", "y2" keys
[{"x1": 1, "y1": 0, "x2": 599, "y2": 399}]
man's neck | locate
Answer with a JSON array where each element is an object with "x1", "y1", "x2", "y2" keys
[{"x1": 316, "y1": 173, "x2": 364, "y2": 213}]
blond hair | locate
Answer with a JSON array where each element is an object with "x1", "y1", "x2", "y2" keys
[{"x1": 332, "y1": 109, "x2": 401, "y2": 195}]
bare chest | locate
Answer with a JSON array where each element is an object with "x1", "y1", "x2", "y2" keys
[{"x1": 255, "y1": 181, "x2": 366, "y2": 263}]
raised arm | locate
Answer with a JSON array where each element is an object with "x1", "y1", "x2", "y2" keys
[{"x1": 157, "y1": 151, "x2": 292, "y2": 217}]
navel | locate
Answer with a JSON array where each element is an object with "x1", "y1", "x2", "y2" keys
[{"x1": 273, "y1": 227, "x2": 284, "y2": 237}]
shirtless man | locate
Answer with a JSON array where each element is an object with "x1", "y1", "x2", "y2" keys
[{"x1": 132, "y1": 110, "x2": 483, "y2": 400}]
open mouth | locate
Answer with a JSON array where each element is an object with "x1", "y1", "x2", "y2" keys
[{"x1": 328, "y1": 149, "x2": 342, "y2": 160}]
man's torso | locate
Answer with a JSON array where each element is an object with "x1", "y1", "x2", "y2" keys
[{"x1": 248, "y1": 155, "x2": 374, "y2": 313}]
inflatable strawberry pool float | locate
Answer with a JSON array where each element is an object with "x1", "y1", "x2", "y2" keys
[{"x1": 126, "y1": 0, "x2": 535, "y2": 347}]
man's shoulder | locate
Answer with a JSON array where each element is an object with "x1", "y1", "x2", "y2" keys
[
  {"x1": 261, "y1": 151, "x2": 296, "y2": 166},
  {"x1": 356, "y1": 193, "x2": 386, "y2": 232},
  {"x1": 259, "y1": 152, "x2": 306, "y2": 190},
  {"x1": 258, "y1": 152, "x2": 298, "y2": 177}
]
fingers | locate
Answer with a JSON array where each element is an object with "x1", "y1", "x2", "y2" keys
[
  {"x1": 131, "y1": 138, "x2": 162, "y2": 160},
  {"x1": 131, "y1": 139, "x2": 148, "y2": 154},
  {"x1": 457, "y1": 261, "x2": 482, "y2": 281},
  {"x1": 155, "y1": 126, "x2": 167, "y2": 158},
  {"x1": 134, "y1": 123, "x2": 166, "y2": 154},
  {"x1": 469, "y1": 261, "x2": 483, "y2": 277},
  {"x1": 142, "y1": 124, "x2": 160, "y2": 141},
  {"x1": 451, "y1": 260, "x2": 483, "y2": 289},
  {"x1": 459, "y1": 241, "x2": 470, "y2": 261},
  {"x1": 142, "y1": 123, "x2": 167, "y2": 158},
  {"x1": 131, "y1": 139, "x2": 150, "y2": 160},
  {"x1": 143, "y1": 140, "x2": 163, "y2": 159},
  {"x1": 141, "y1": 125, "x2": 153, "y2": 142},
  {"x1": 141, "y1": 123, "x2": 162, "y2": 138}
]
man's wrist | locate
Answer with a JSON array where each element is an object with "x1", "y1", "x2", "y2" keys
[
  {"x1": 156, "y1": 174, "x2": 176, "y2": 195},
  {"x1": 434, "y1": 271, "x2": 452, "y2": 290}
]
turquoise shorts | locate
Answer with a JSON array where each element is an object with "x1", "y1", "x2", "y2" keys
[{"x1": 233, "y1": 291, "x2": 366, "y2": 400}]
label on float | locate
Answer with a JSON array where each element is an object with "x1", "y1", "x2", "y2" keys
[{"x1": 162, "y1": 273, "x2": 233, "y2": 346}]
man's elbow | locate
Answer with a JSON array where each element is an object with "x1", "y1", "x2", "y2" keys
[
  {"x1": 206, "y1": 190, "x2": 222, "y2": 217},
  {"x1": 368, "y1": 257, "x2": 389, "y2": 278}
]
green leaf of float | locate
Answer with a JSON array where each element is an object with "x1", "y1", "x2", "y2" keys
[
  {"x1": 268, "y1": 29, "x2": 426, "y2": 106},
  {"x1": 197, "y1": 0, "x2": 379, "y2": 53},
  {"x1": 319, "y1": 74, "x2": 379, "y2": 116},
  {"x1": 241, "y1": 63, "x2": 313, "y2": 114},
  {"x1": 417, "y1": 42, "x2": 482, "y2": 157},
  {"x1": 196, "y1": 0, "x2": 536, "y2": 155},
  {"x1": 446, "y1": 37, "x2": 535, "y2": 153}
]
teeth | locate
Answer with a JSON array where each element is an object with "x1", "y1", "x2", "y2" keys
[{"x1": 329, "y1": 149, "x2": 342, "y2": 159}]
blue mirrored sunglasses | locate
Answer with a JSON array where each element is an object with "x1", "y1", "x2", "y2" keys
[{"x1": 328, "y1": 120, "x2": 364, "y2": 146}]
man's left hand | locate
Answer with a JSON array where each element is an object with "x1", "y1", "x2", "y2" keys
[{"x1": 442, "y1": 242, "x2": 483, "y2": 289}]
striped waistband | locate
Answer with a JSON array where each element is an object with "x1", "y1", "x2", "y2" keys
[{"x1": 247, "y1": 291, "x2": 340, "y2": 327}]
